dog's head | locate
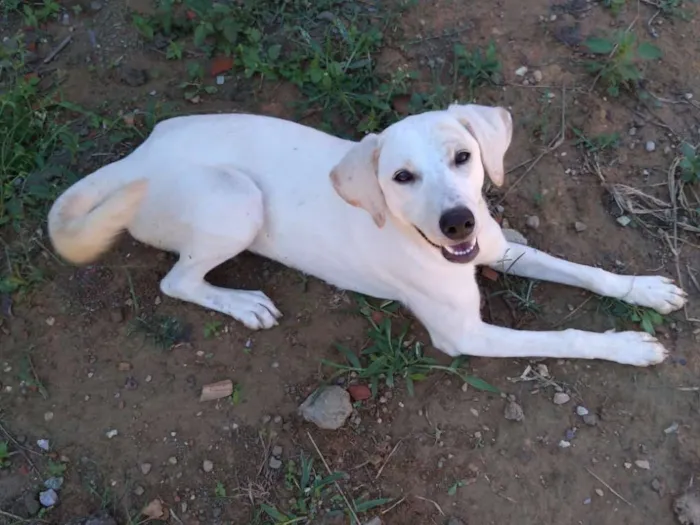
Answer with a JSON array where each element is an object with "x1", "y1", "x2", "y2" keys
[{"x1": 330, "y1": 103, "x2": 513, "y2": 264}]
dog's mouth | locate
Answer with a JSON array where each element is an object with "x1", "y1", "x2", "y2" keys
[{"x1": 415, "y1": 228, "x2": 480, "y2": 264}]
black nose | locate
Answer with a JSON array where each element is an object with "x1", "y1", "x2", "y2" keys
[{"x1": 439, "y1": 206, "x2": 475, "y2": 240}]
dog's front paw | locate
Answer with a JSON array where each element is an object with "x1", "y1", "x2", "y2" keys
[
  {"x1": 224, "y1": 290, "x2": 282, "y2": 330},
  {"x1": 622, "y1": 276, "x2": 688, "y2": 314},
  {"x1": 608, "y1": 330, "x2": 668, "y2": 367}
]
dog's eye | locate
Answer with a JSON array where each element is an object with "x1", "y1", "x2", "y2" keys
[
  {"x1": 455, "y1": 150, "x2": 471, "y2": 166},
  {"x1": 393, "y1": 170, "x2": 415, "y2": 184}
]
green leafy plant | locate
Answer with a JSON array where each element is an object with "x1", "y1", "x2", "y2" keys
[
  {"x1": 679, "y1": 142, "x2": 700, "y2": 183},
  {"x1": 603, "y1": 0, "x2": 627, "y2": 16},
  {"x1": 0, "y1": 441, "x2": 10, "y2": 468},
  {"x1": 584, "y1": 31, "x2": 662, "y2": 96},
  {"x1": 131, "y1": 314, "x2": 190, "y2": 349},
  {"x1": 259, "y1": 454, "x2": 390, "y2": 524},
  {"x1": 573, "y1": 128, "x2": 621, "y2": 154},
  {"x1": 600, "y1": 298, "x2": 665, "y2": 335},
  {"x1": 324, "y1": 299, "x2": 499, "y2": 397},
  {"x1": 453, "y1": 41, "x2": 502, "y2": 95},
  {"x1": 214, "y1": 481, "x2": 227, "y2": 499},
  {"x1": 203, "y1": 320, "x2": 222, "y2": 338},
  {"x1": 47, "y1": 459, "x2": 67, "y2": 476}
]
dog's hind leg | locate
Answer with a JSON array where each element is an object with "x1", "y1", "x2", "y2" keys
[{"x1": 154, "y1": 167, "x2": 282, "y2": 330}]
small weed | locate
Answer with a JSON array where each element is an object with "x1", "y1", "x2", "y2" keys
[
  {"x1": 214, "y1": 481, "x2": 227, "y2": 499},
  {"x1": 573, "y1": 128, "x2": 621, "y2": 154},
  {"x1": 203, "y1": 319, "x2": 223, "y2": 339},
  {"x1": 491, "y1": 275, "x2": 541, "y2": 315},
  {"x1": 17, "y1": 0, "x2": 61, "y2": 28},
  {"x1": 229, "y1": 383, "x2": 243, "y2": 406},
  {"x1": 584, "y1": 31, "x2": 662, "y2": 96},
  {"x1": 603, "y1": 0, "x2": 627, "y2": 16},
  {"x1": 679, "y1": 142, "x2": 700, "y2": 183},
  {"x1": 258, "y1": 454, "x2": 390, "y2": 524},
  {"x1": 447, "y1": 479, "x2": 468, "y2": 496},
  {"x1": 0, "y1": 441, "x2": 9, "y2": 468},
  {"x1": 324, "y1": 300, "x2": 499, "y2": 397},
  {"x1": 453, "y1": 41, "x2": 502, "y2": 96},
  {"x1": 131, "y1": 314, "x2": 190, "y2": 349},
  {"x1": 654, "y1": 0, "x2": 694, "y2": 20},
  {"x1": 599, "y1": 298, "x2": 665, "y2": 335},
  {"x1": 47, "y1": 459, "x2": 67, "y2": 477}
]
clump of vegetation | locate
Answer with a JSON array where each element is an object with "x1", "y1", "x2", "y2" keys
[
  {"x1": 679, "y1": 143, "x2": 700, "y2": 183},
  {"x1": 584, "y1": 31, "x2": 662, "y2": 96}
]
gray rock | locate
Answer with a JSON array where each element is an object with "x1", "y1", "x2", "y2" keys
[
  {"x1": 90, "y1": 1, "x2": 103, "y2": 10},
  {"x1": 140, "y1": 462, "x2": 152, "y2": 475},
  {"x1": 269, "y1": 457, "x2": 282, "y2": 469},
  {"x1": 44, "y1": 477, "x2": 64, "y2": 490},
  {"x1": 298, "y1": 386, "x2": 353, "y2": 430},
  {"x1": 504, "y1": 401, "x2": 525, "y2": 422},
  {"x1": 272, "y1": 445, "x2": 283, "y2": 457},
  {"x1": 646, "y1": 140, "x2": 656, "y2": 152},
  {"x1": 553, "y1": 392, "x2": 571, "y2": 405},
  {"x1": 674, "y1": 486, "x2": 700, "y2": 525},
  {"x1": 582, "y1": 413, "x2": 599, "y2": 426},
  {"x1": 202, "y1": 459, "x2": 214, "y2": 473},
  {"x1": 526, "y1": 215, "x2": 540, "y2": 229},
  {"x1": 574, "y1": 221, "x2": 587, "y2": 232},
  {"x1": 39, "y1": 488, "x2": 58, "y2": 507}
]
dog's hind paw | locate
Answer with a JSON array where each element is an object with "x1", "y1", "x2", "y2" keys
[{"x1": 622, "y1": 276, "x2": 688, "y2": 315}]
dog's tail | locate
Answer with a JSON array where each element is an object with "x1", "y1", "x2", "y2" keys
[{"x1": 48, "y1": 159, "x2": 148, "y2": 265}]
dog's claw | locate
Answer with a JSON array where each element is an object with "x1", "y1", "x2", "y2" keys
[{"x1": 622, "y1": 275, "x2": 688, "y2": 314}]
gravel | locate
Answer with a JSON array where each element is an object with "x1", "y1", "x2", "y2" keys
[
  {"x1": 504, "y1": 400, "x2": 525, "y2": 422},
  {"x1": 298, "y1": 386, "x2": 353, "y2": 430}
]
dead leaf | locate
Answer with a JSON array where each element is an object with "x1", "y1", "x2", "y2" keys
[
  {"x1": 142, "y1": 498, "x2": 169, "y2": 520},
  {"x1": 481, "y1": 267, "x2": 500, "y2": 281},
  {"x1": 200, "y1": 380, "x2": 233, "y2": 402},
  {"x1": 210, "y1": 56, "x2": 234, "y2": 76}
]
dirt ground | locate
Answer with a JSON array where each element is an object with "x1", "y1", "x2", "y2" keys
[{"x1": 2, "y1": 0, "x2": 700, "y2": 524}]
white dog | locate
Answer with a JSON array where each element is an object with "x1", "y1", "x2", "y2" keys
[{"x1": 47, "y1": 104, "x2": 687, "y2": 366}]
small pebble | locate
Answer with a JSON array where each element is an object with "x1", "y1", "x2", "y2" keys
[
  {"x1": 37, "y1": 439, "x2": 50, "y2": 451},
  {"x1": 617, "y1": 216, "x2": 632, "y2": 227},
  {"x1": 168, "y1": 456, "x2": 178, "y2": 465},
  {"x1": 574, "y1": 221, "x2": 587, "y2": 233},
  {"x1": 565, "y1": 428, "x2": 576, "y2": 440},
  {"x1": 583, "y1": 413, "x2": 599, "y2": 426},
  {"x1": 646, "y1": 141, "x2": 656, "y2": 152},
  {"x1": 583, "y1": 498, "x2": 592, "y2": 505},
  {"x1": 664, "y1": 422, "x2": 679, "y2": 434},
  {"x1": 269, "y1": 457, "x2": 282, "y2": 469},
  {"x1": 261, "y1": 415, "x2": 272, "y2": 424},
  {"x1": 515, "y1": 66, "x2": 528, "y2": 76},
  {"x1": 39, "y1": 489, "x2": 58, "y2": 507},
  {"x1": 635, "y1": 459, "x2": 651, "y2": 470},
  {"x1": 595, "y1": 488, "x2": 604, "y2": 497},
  {"x1": 576, "y1": 406, "x2": 589, "y2": 416},
  {"x1": 272, "y1": 445, "x2": 283, "y2": 457},
  {"x1": 526, "y1": 215, "x2": 540, "y2": 229},
  {"x1": 504, "y1": 401, "x2": 525, "y2": 422},
  {"x1": 553, "y1": 393, "x2": 571, "y2": 405},
  {"x1": 533, "y1": 70, "x2": 543, "y2": 83},
  {"x1": 106, "y1": 429, "x2": 118, "y2": 439},
  {"x1": 44, "y1": 411, "x2": 54, "y2": 422},
  {"x1": 133, "y1": 485, "x2": 145, "y2": 496},
  {"x1": 559, "y1": 440, "x2": 571, "y2": 448},
  {"x1": 44, "y1": 477, "x2": 64, "y2": 490},
  {"x1": 202, "y1": 460, "x2": 214, "y2": 473},
  {"x1": 140, "y1": 463, "x2": 152, "y2": 475}
]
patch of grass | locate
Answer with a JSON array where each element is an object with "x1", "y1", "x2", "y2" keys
[
  {"x1": 655, "y1": 0, "x2": 694, "y2": 20},
  {"x1": 584, "y1": 31, "x2": 662, "y2": 97},
  {"x1": 229, "y1": 383, "x2": 243, "y2": 406},
  {"x1": 491, "y1": 275, "x2": 542, "y2": 315},
  {"x1": 573, "y1": 128, "x2": 621, "y2": 154},
  {"x1": 324, "y1": 298, "x2": 499, "y2": 397},
  {"x1": 453, "y1": 41, "x2": 502, "y2": 96},
  {"x1": 214, "y1": 481, "x2": 227, "y2": 499},
  {"x1": 131, "y1": 0, "x2": 414, "y2": 134},
  {"x1": 47, "y1": 459, "x2": 67, "y2": 477},
  {"x1": 599, "y1": 297, "x2": 665, "y2": 335},
  {"x1": 257, "y1": 454, "x2": 390, "y2": 524},
  {"x1": 0, "y1": 441, "x2": 9, "y2": 468},
  {"x1": 130, "y1": 314, "x2": 190, "y2": 349},
  {"x1": 603, "y1": 0, "x2": 627, "y2": 16},
  {"x1": 203, "y1": 319, "x2": 223, "y2": 338},
  {"x1": 679, "y1": 142, "x2": 700, "y2": 183}
]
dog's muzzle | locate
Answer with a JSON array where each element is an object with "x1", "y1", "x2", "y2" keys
[{"x1": 415, "y1": 227, "x2": 480, "y2": 264}]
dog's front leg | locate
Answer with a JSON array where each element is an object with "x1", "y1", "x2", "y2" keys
[
  {"x1": 426, "y1": 316, "x2": 668, "y2": 366},
  {"x1": 487, "y1": 240, "x2": 687, "y2": 315}
]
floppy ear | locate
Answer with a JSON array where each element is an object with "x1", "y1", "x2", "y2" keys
[
  {"x1": 447, "y1": 104, "x2": 513, "y2": 187},
  {"x1": 330, "y1": 133, "x2": 386, "y2": 228}
]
